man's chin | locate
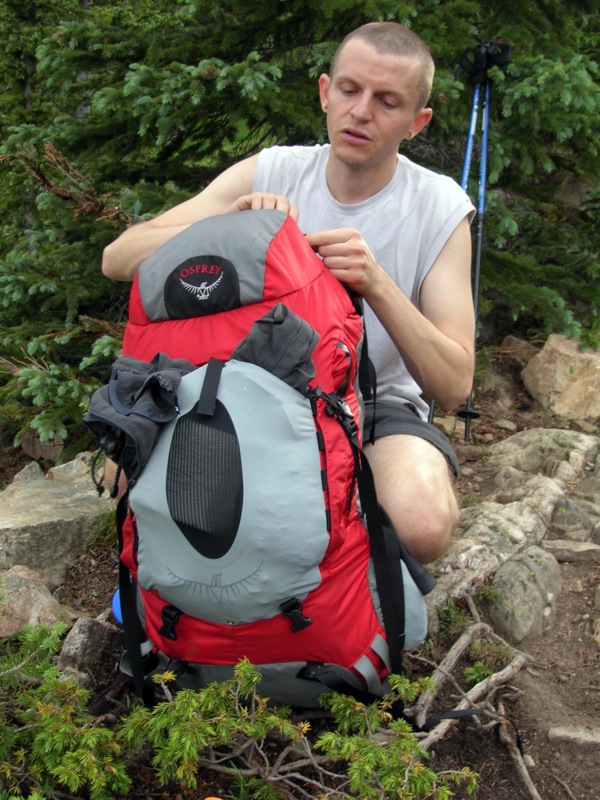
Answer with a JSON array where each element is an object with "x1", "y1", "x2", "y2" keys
[{"x1": 331, "y1": 147, "x2": 378, "y2": 171}]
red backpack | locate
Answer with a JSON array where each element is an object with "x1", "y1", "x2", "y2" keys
[{"x1": 86, "y1": 210, "x2": 433, "y2": 707}]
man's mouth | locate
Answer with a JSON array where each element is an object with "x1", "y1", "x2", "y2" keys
[{"x1": 341, "y1": 128, "x2": 371, "y2": 144}]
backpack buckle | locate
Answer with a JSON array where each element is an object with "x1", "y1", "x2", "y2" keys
[
  {"x1": 158, "y1": 605, "x2": 182, "y2": 641},
  {"x1": 323, "y1": 392, "x2": 358, "y2": 438},
  {"x1": 280, "y1": 598, "x2": 312, "y2": 633}
]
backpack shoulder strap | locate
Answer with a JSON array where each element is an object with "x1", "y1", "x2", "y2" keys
[
  {"x1": 318, "y1": 391, "x2": 405, "y2": 675},
  {"x1": 116, "y1": 491, "x2": 156, "y2": 706}
]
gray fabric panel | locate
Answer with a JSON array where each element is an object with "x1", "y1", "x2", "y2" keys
[
  {"x1": 137, "y1": 210, "x2": 286, "y2": 320},
  {"x1": 231, "y1": 303, "x2": 319, "y2": 391},
  {"x1": 370, "y1": 632, "x2": 391, "y2": 672},
  {"x1": 368, "y1": 559, "x2": 428, "y2": 651},
  {"x1": 122, "y1": 654, "x2": 391, "y2": 708},
  {"x1": 130, "y1": 360, "x2": 328, "y2": 624},
  {"x1": 170, "y1": 661, "x2": 375, "y2": 708},
  {"x1": 352, "y1": 654, "x2": 384, "y2": 694}
]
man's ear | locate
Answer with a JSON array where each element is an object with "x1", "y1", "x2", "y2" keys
[
  {"x1": 409, "y1": 107, "x2": 433, "y2": 138},
  {"x1": 318, "y1": 73, "x2": 331, "y2": 112}
]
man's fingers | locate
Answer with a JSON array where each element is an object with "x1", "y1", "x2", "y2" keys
[
  {"x1": 305, "y1": 228, "x2": 355, "y2": 249},
  {"x1": 229, "y1": 193, "x2": 299, "y2": 220}
]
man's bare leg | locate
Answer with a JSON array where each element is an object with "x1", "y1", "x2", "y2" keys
[{"x1": 363, "y1": 433, "x2": 459, "y2": 564}]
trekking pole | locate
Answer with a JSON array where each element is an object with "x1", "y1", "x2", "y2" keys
[
  {"x1": 451, "y1": 41, "x2": 511, "y2": 442},
  {"x1": 427, "y1": 81, "x2": 480, "y2": 427},
  {"x1": 427, "y1": 42, "x2": 510, "y2": 432},
  {"x1": 455, "y1": 80, "x2": 489, "y2": 441}
]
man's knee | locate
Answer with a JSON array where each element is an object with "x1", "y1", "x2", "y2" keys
[
  {"x1": 387, "y1": 482, "x2": 457, "y2": 563},
  {"x1": 364, "y1": 434, "x2": 459, "y2": 563}
]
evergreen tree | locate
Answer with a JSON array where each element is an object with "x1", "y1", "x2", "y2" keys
[{"x1": 1, "y1": 0, "x2": 598, "y2": 453}]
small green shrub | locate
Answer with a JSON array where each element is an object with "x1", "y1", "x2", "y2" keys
[{"x1": 0, "y1": 631, "x2": 478, "y2": 800}]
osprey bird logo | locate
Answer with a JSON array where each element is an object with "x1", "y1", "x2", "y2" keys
[{"x1": 180, "y1": 272, "x2": 223, "y2": 300}]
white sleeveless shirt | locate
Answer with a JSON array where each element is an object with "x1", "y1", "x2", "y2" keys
[{"x1": 254, "y1": 144, "x2": 474, "y2": 418}]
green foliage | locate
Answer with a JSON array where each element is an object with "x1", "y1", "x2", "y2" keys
[
  {"x1": 464, "y1": 660, "x2": 493, "y2": 686},
  {"x1": 468, "y1": 637, "x2": 514, "y2": 674},
  {"x1": 0, "y1": 646, "x2": 476, "y2": 800},
  {"x1": 436, "y1": 599, "x2": 470, "y2": 644},
  {"x1": 1, "y1": 0, "x2": 599, "y2": 448}
]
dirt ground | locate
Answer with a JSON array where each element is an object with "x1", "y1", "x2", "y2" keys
[
  {"x1": 6, "y1": 344, "x2": 600, "y2": 799},
  {"x1": 427, "y1": 559, "x2": 600, "y2": 800},
  {"x1": 428, "y1": 349, "x2": 600, "y2": 800}
]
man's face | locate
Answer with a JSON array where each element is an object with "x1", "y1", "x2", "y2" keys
[{"x1": 319, "y1": 38, "x2": 432, "y2": 175}]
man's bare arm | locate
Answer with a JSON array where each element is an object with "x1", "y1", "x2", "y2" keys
[
  {"x1": 305, "y1": 217, "x2": 475, "y2": 410},
  {"x1": 102, "y1": 153, "x2": 296, "y2": 281}
]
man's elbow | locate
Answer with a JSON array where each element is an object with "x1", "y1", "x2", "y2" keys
[
  {"x1": 101, "y1": 240, "x2": 129, "y2": 281},
  {"x1": 436, "y1": 376, "x2": 474, "y2": 413}
]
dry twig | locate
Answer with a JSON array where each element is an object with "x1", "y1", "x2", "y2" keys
[
  {"x1": 497, "y1": 699, "x2": 543, "y2": 800},
  {"x1": 407, "y1": 621, "x2": 491, "y2": 729},
  {"x1": 403, "y1": 621, "x2": 532, "y2": 750},
  {"x1": 549, "y1": 770, "x2": 578, "y2": 800}
]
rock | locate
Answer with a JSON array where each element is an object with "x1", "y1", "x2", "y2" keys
[
  {"x1": 0, "y1": 452, "x2": 112, "y2": 587},
  {"x1": 491, "y1": 471, "x2": 565, "y2": 525},
  {"x1": 20, "y1": 431, "x2": 64, "y2": 462},
  {"x1": 11, "y1": 461, "x2": 44, "y2": 483},
  {"x1": 433, "y1": 415, "x2": 459, "y2": 437},
  {"x1": 547, "y1": 726, "x2": 600, "y2": 747},
  {"x1": 487, "y1": 546, "x2": 562, "y2": 643},
  {"x1": 548, "y1": 495, "x2": 600, "y2": 542},
  {"x1": 576, "y1": 419, "x2": 599, "y2": 435},
  {"x1": 522, "y1": 334, "x2": 600, "y2": 423},
  {"x1": 501, "y1": 335, "x2": 540, "y2": 366},
  {"x1": 493, "y1": 418, "x2": 518, "y2": 432},
  {"x1": 543, "y1": 540, "x2": 600, "y2": 563},
  {"x1": 485, "y1": 428, "x2": 598, "y2": 485},
  {"x1": 58, "y1": 615, "x2": 123, "y2": 687},
  {"x1": 0, "y1": 565, "x2": 75, "y2": 638}
]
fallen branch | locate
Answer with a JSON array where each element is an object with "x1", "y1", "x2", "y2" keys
[
  {"x1": 406, "y1": 621, "x2": 492, "y2": 729},
  {"x1": 497, "y1": 699, "x2": 543, "y2": 800},
  {"x1": 464, "y1": 590, "x2": 482, "y2": 623},
  {"x1": 417, "y1": 649, "x2": 532, "y2": 750}
]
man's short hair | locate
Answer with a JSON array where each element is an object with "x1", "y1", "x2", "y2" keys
[{"x1": 330, "y1": 22, "x2": 435, "y2": 110}]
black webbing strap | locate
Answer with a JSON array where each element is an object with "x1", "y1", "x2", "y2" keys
[
  {"x1": 355, "y1": 449, "x2": 406, "y2": 674},
  {"x1": 116, "y1": 492, "x2": 155, "y2": 706},
  {"x1": 196, "y1": 358, "x2": 225, "y2": 416},
  {"x1": 352, "y1": 295, "x2": 378, "y2": 445},
  {"x1": 416, "y1": 707, "x2": 486, "y2": 732},
  {"x1": 300, "y1": 662, "x2": 386, "y2": 705},
  {"x1": 321, "y1": 390, "x2": 405, "y2": 676}
]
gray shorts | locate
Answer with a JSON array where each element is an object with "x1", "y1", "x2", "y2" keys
[{"x1": 363, "y1": 401, "x2": 460, "y2": 476}]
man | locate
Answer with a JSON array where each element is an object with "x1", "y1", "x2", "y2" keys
[{"x1": 102, "y1": 22, "x2": 476, "y2": 564}]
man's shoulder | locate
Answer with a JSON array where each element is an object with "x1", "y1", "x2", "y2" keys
[
  {"x1": 397, "y1": 153, "x2": 460, "y2": 189},
  {"x1": 255, "y1": 145, "x2": 329, "y2": 192},
  {"x1": 259, "y1": 143, "x2": 328, "y2": 167}
]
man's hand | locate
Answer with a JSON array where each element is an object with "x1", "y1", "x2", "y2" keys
[
  {"x1": 226, "y1": 192, "x2": 299, "y2": 221},
  {"x1": 304, "y1": 227, "x2": 383, "y2": 296}
]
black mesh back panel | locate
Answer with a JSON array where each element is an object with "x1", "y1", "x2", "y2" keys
[{"x1": 166, "y1": 400, "x2": 243, "y2": 559}]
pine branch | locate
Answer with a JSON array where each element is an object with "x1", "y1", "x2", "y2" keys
[{"x1": 0, "y1": 143, "x2": 131, "y2": 229}]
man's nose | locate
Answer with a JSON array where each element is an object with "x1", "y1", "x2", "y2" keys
[{"x1": 351, "y1": 93, "x2": 373, "y2": 121}]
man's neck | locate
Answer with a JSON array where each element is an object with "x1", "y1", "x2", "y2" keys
[{"x1": 325, "y1": 154, "x2": 397, "y2": 205}]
